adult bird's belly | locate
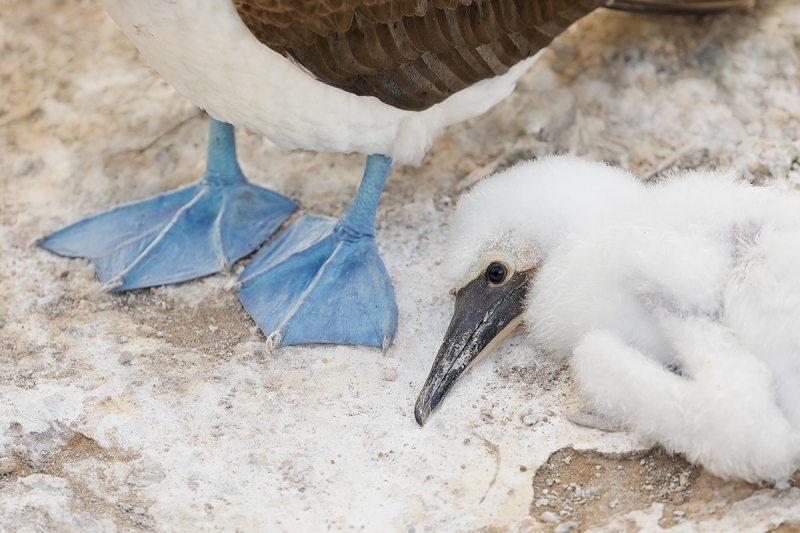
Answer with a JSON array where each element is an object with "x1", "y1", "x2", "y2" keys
[
  {"x1": 96, "y1": 0, "x2": 540, "y2": 164},
  {"x1": 98, "y1": 0, "x2": 408, "y2": 157}
]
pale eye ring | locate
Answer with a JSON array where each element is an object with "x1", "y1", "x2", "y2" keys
[{"x1": 485, "y1": 262, "x2": 507, "y2": 285}]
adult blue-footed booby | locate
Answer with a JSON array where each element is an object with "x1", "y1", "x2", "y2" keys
[
  {"x1": 416, "y1": 156, "x2": 800, "y2": 482},
  {"x1": 39, "y1": 0, "x2": 748, "y2": 350}
]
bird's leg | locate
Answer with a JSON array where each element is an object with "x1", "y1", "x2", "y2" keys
[
  {"x1": 334, "y1": 153, "x2": 390, "y2": 238},
  {"x1": 38, "y1": 116, "x2": 296, "y2": 291},
  {"x1": 234, "y1": 154, "x2": 398, "y2": 350}
]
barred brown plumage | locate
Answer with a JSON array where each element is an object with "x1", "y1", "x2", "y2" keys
[{"x1": 233, "y1": 0, "x2": 752, "y2": 111}]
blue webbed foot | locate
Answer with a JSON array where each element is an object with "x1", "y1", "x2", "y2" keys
[
  {"x1": 235, "y1": 155, "x2": 398, "y2": 350},
  {"x1": 38, "y1": 118, "x2": 297, "y2": 291}
]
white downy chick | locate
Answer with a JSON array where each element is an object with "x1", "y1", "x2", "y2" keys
[{"x1": 417, "y1": 155, "x2": 800, "y2": 483}]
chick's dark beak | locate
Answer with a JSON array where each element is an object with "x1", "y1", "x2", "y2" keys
[{"x1": 414, "y1": 269, "x2": 531, "y2": 426}]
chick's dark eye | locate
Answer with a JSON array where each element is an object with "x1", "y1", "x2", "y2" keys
[{"x1": 486, "y1": 262, "x2": 507, "y2": 285}]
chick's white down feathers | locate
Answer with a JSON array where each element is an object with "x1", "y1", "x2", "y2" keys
[{"x1": 448, "y1": 155, "x2": 800, "y2": 482}]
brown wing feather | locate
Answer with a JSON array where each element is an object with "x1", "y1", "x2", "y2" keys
[
  {"x1": 608, "y1": 0, "x2": 753, "y2": 14},
  {"x1": 232, "y1": 0, "x2": 750, "y2": 111}
]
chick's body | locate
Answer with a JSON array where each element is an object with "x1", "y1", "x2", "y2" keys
[{"x1": 449, "y1": 157, "x2": 800, "y2": 482}]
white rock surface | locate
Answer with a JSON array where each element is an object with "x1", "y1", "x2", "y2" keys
[{"x1": 2, "y1": 0, "x2": 800, "y2": 531}]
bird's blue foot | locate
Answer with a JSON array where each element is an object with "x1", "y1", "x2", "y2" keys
[
  {"x1": 38, "y1": 118, "x2": 297, "y2": 291},
  {"x1": 235, "y1": 155, "x2": 398, "y2": 350}
]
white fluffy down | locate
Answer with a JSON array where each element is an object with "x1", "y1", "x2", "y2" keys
[{"x1": 447, "y1": 155, "x2": 800, "y2": 483}]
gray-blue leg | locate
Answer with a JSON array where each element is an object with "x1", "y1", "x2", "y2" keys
[
  {"x1": 38, "y1": 117, "x2": 297, "y2": 291},
  {"x1": 235, "y1": 155, "x2": 398, "y2": 350}
]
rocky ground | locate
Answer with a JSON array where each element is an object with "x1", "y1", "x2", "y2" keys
[{"x1": 2, "y1": 0, "x2": 800, "y2": 531}]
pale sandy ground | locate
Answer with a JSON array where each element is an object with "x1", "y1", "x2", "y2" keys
[{"x1": 2, "y1": 1, "x2": 800, "y2": 531}]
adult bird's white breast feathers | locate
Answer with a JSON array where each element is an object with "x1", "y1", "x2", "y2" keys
[
  {"x1": 98, "y1": 0, "x2": 750, "y2": 164},
  {"x1": 98, "y1": 0, "x2": 585, "y2": 164},
  {"x1": 417, "y1": 155, "x2": 800, "y2": 483}
]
